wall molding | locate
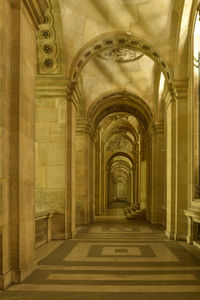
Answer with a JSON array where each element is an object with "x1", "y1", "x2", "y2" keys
[{"x1": 22, "y1": 0, "x2": 48, "y2": 29}]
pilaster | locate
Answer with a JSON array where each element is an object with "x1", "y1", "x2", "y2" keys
[
  {"x1": 165, "y1": 80, "x2": 188, "y2": 241},
  {"x1": 66, "y1": 86, "x2": 78, "y2": 238},
  {"x1": 148, "y1": 121, "x2": 165, "y2": 224},
  {"x1": 174, "y1": 80, "x2": 188, "y2": 240},
  {"x1": 76, "y1": 117, "x2": 94, "y2": 224}
]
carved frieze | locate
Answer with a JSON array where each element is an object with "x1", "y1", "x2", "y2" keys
[{"x1": 106, "y1": 135, "x2": 133, "y2": 153}]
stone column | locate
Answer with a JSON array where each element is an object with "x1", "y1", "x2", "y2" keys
[
  {"x1": 100, "y1": 149, "x2": 106, "y2": 214},
  {"x1": 174, "y1": 81, "x2": 188, "y2": 240},
  {"x1": 165, "y1": 81, "x2": 188, "y2": 240},
  {"x1": 95, "y1": 142, "x2": 101, "y2": 216},
  {"x1": 165, "y1": 93, "x2": 176, "y2": 239},
  {"x1": 10, "y1": 3, "x2": 35, "y2": 284},
  {"x1": 0, "y1": 0, "x2": 12, "y2": 289},
  {"x1": 146, "y1": 136, "x2": 152, "y2": 221},
  {"x1": 135, "y1": 163, "x2": 139, "y2": 205},
  {"x1": 76, "y1": 118, "x2": 93, "y2": 225},
  {"x1": 66, "y1": 97, "x2": 77, "y2": 238},
  {"x1": 132, "y1": 168, "x2": 136, "y2": 207},
  {"x1": 140, "y1": 160, "x2": 147, "y2": 210},
  {"x1": 149, "y1": 121, "x2": 165, "y2": 224},
  {"x1": 130, "y1": 171, "x2": 134, "y2": 206}
]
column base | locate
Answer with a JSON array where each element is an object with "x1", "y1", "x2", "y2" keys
[
  {"x1": 12, "y1": 260, "x2": 37, "y2": 284},
  {"x1": 165, "y1": 229, "x2": 175, "y2": 240},
  {"x1": 186, "y1": 235, "x2": 193, "y2": 244},
  {"x1": 67, "y1": 228, "x2": 77, "y2": 239},
  {"x1": 174, "y1": 233, "x2": 187, "y2": 241},
  {"x1": 0, "y1": 271, "x2": 12, "y2": 289}
]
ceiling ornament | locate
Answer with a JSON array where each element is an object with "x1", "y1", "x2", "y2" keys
[
  {"x1": 106, "y1": 135, "x2": 133, "y2": 153},
  {"x1": 97, "y1": 47, "x2": 143, "y2": 63}
]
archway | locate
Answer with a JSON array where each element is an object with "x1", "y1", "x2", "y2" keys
[{"x1": 83, "y1": 91, "x2": 159, "y2": 221}]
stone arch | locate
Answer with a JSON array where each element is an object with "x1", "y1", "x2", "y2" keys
[
  {"x1": 107, "y1": 152, "x2": 134, "y2": 167},
  {"x1": 88, "y1": 90, "x2": 154, "y2": 133},
  {"x1": 70, "y1": 32, "x2": 173, "y2": 84},
  {"x1": 103, "y1": 120, "x2": 139, "y2": 144}
]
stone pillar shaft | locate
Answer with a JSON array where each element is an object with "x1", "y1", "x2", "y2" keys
[
  {"x1": 76, "y1": 118, "x2": 93, "y2": 225},
  {"x1": 149, "y1": 122, "x2": 165, "y2": 224},
  {"x1": 66, "y1": 99, "x2": 76, "y2": 238}
]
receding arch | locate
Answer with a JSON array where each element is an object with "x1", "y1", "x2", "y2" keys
[
  {"x1": 107, "y1": 152, "x2": 134, "y2": 167},
  {"x1": 88, "y1": 90, "x2": 154, "y2": 132}
]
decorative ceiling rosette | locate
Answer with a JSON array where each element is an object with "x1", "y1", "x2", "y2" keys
[{"x1": 97, "y1": 47, "x2": 143, "y2": 63}]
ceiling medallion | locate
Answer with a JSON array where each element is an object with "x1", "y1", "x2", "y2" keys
[{"x1": 98, "y1": 47, "x2": 143, "y2": 63}]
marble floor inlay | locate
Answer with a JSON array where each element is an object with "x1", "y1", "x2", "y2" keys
[{"x1": 2, "y1": 218, "x2": 200, "y2": 299}]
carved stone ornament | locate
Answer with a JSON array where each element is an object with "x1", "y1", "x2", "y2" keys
[
  {"x1": 71, "y1": 33, "x2": 172, "y2": 85},
  {"x1": 98, "y1": 47, "x2": 143, "y2": 63},
  {"x1": 106, "y1": 135, "x2": 133, "y2": 153},
  {"x1": 22, "y1": 0, "x2": 48, "y2": 29},
  {"x1": 38, "y1": 0, "x2": 62, "y2": 75}
]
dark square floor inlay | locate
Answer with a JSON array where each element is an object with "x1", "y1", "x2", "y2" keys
[{"x1": 115, "y1": 248, "x2": 128, "y2": 253}]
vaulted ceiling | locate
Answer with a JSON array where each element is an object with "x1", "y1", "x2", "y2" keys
[{"x1": 56, "y1": 0, "x2": 191, "y2": 117}]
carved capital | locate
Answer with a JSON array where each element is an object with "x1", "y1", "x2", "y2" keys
[
  {"x1": 173, "y1": 80, "x2": 188, "y2": 100},
  {"x1": 148, "y1": 121, "x2": 164, "y2": 137},
  {"x1": 67, "y1": 82, "x2": 80, "y2": 111}
]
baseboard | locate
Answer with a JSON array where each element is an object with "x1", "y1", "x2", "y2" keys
[
  {"x1": 52, "y1": 233, "x2": 66, "y2": 240},
  {"x1": 0, "y1": 270, "x2": 12, "y2": 289},
  {"x1": 165, "y1": 229, "x2": 175, "y2": 240},
  {"x1": 11, "y1": 260, "x2": 37, "y2": 284},
  {"x1": 174, "y1": 233, "x2": 187, "y2": 241},
  {"x1": 68, "y1": 228, "x2": 77, "y2": 239}
]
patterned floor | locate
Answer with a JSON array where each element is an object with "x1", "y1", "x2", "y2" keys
[{"x1": 1, "y1": 215, "x2": 200, "y2": 299}]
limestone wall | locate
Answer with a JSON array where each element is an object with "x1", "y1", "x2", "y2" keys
[
  {"x1": 0, "y1": 0, "x2": 47, "y2": 288},
  {"x1": 35, "y1": 97, "x2": 66, "y2": 213},
  {"x1": 35, "y1": 79, "x2": 67, "y2": 238}
]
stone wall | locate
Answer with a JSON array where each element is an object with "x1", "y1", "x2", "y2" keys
[
  {"x1": 35, "y1": 79, "x2": 67, "y2": 238},
  {"x1": 0, "y1": 0, "x2": 47, "y2": 289}
]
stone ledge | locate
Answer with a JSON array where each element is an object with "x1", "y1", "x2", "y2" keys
[{"x1": 185, "y1": 209, "x2": 200, "y2": 223}]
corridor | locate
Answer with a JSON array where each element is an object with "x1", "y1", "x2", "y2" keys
[{"x1": 2, "y1": 217, "x2": 200, "y2": 300}]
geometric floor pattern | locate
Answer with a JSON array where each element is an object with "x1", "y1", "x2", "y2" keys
[{"x1": 1, "y1": 216, "x2": 200, "y2": 299}]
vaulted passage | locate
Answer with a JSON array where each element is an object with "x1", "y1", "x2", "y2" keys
[
  {"x1": 2, "y1": 0, "x2": 200, "y2": 297},
  {"x1": 2, "y1": 216, "x2": 200, "y2": 299}
]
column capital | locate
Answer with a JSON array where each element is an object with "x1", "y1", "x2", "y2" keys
[
  {"x1": 36, "y1": 76, "x2": 70, "y2": 98},
  {"x1": 165, "y1": 80, "x2": 188, "y2": 108},
  {"x1": 148, "y1": 121, "x2": 164, "y2": 137},
  {"x1": 76, "y1": 117, "x2": 96, "y2": 142},
  {"x1": 173, "y1": 79, "x2": 188, "y2": 100},
  {"x1": 67, "y1": 82, "x2": 79, "y2": 110}
]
